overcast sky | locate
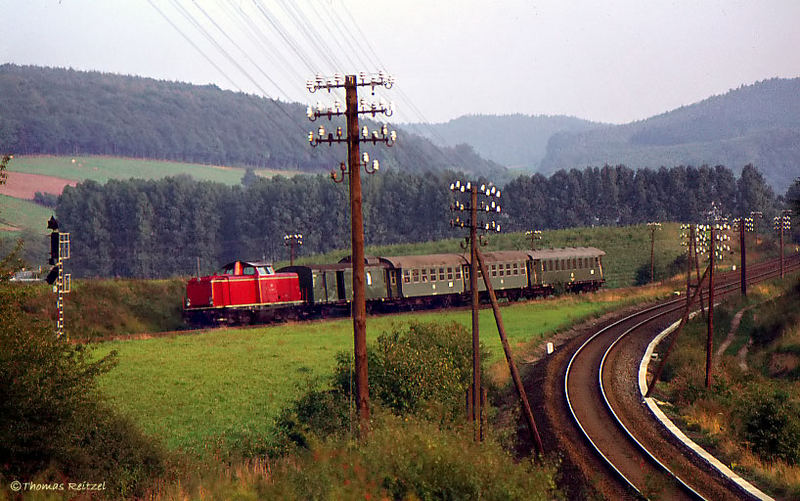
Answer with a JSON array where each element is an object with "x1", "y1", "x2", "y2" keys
[{"x1": 2, "y1": 0, "x2": 800, "y2": 125}]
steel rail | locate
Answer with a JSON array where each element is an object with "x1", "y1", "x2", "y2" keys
[{"x1": 564, "y1": 255, "x2": 799, "y2": 498}]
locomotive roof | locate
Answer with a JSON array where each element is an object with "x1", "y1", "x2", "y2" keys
[
  {"x1": 379, "y1": 254, "x2": 467, "y2": 269},
  {"x1": 221, "y1": 260, "x2": 273, "y2": 268},
  {"x1": 529, "y1": 247, "x2": 606, "y2": 259}
]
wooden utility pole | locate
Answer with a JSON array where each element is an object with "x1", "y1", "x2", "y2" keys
[
  {"x1": 283, "y1": 234, "x2": 303, "y2": 266},
  {"x1": 647, "y1": 222, "x2": 661, "y2": 284},
  {"x1": 307, "y1": 72, "x2": 396, "y2": 437},
  {"x1": 475, "y1": 247, "x2": 544, "y2": 455},
  {"x1": 706, "y1": 225, "x2": 715, "y2": 389},
  {"x1": 740, "y1": 220, "x2": 747, "y2": 297},
  {"x1": 469, "y1": 185, "x2": 481, "y2": 442},
  {"x1": 345, "y1": 75, "x2": 370, "y2": 434}
]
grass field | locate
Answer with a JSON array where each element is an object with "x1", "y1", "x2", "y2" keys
[
  {"x1": 0, "y1": 194, "x2": 53, "y2": 232},
  {"x1": 93, "y1": 287, "x2": 667, "y2": 453},
  {"x1": 7, "y1": 155, "x2": 302, "y2": 186}
]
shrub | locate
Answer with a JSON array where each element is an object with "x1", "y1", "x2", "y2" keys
[
  {"x1": 0, "y1": 285, "x2": 166, "y2": 497},
  {"x1": 738, "y1": 389, "x2": 800, "y2": 464},
  {"x1": 277, "y1": 321, "x2": 489, "y2": 449},
  {"x1": 335, "y1": 321, "x2": 489, "y2": 417}
]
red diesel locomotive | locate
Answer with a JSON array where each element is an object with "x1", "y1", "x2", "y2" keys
[{"x1": 184, "y1": 260, "x2": 303, "y2": 324}]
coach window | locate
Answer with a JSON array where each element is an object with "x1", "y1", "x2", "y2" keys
[
  {"x1": 366, "y1": 272, "x2": 373, "y2": 286},
  {"x1": 555, "y1": 260, "x2": 560, "y2": 271},
  {"x1": 447, "y1": 267, "x2": 453, "y2": 280},
  {"x1": 506, "y1": 263, "x2": 512, "y2": 275},
  {"x1": 430, "y1": 268, "x2": 437, "y2": 282},
  {"x1": 390, "y1": 272, "x2": 397, "y2": 286},
  {"x1": 499, "y1": 264, "x2": 504, "y2": 276},
  {"x1": 421, "y1": 269, "x2": 428, "y2": 282},
  {"x1": 403, "y1": 270, "x2": 410, "y2": 283},
  {"x1": 463, "y1": 268, "x2": 469, "y2": 280},
  {"x1": 456, "y1": 267, "x2": 462, "y2": 280},
  {"x1": 513, "y1": 263, "x2": 519, "y2": 275},
  {"x1": 439, "y1": 267, "x2": 445, "y2": 281},
  {"x1": 412, "y1": 269, "x2": 420, "y2": 283},
  {"x1": 491, "y1": 264, "x2": 497, "y2": 277}
]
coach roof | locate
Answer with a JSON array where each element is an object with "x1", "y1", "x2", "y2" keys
[{"x1": 379, "y1": 254, "x2": 467, "y2": 269}]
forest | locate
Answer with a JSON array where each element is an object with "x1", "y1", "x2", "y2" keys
[{"x1": 54, "y1": 163, "x2": 782, "y2": 278}]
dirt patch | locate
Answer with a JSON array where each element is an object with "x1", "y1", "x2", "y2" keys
[{"x1": 0, "y1": 172, "x2": 78, "y2": 199}]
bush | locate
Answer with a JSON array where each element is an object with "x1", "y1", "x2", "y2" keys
[
  {"x1": 0, "y1": 285, "x2": 166, "y2": 497},
  {"x1": 334, "y1": 321, "x2": 489, "y2": 417},
  {"x1": 738, "y1": 389, "x2": 800, "y2": 464},
  {"x1": 277, "y1": 321, "x2": 489, "y2": 449}
]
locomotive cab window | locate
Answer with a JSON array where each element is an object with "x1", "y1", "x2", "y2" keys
[{"x1": 243, "y1": 266, "x2": 256, "y2": 275}]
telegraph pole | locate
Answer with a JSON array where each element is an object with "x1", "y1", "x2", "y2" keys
[
  {"x1": 774, "y1": 210, "x2": 792, "y2": 278},
  {"x1": 647, "y1": 222, "x2": 662, "y2": 283},
  {"x1": 706, "y1": 224, "x2": 715, "y2": 389},
  {"x1": 450, "y1": 180, "x2": 501, "y2": 442},
  {"x1": 525, "y1": 230, "x2": 542, "y2": 251},
  {"x1": 307, "y1": 72, "x2": 396, "y2": 436},
  {"x1": 283, "y1": 233, "x2": 303, "y2": 266}
]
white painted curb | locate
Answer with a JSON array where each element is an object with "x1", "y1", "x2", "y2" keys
[{"x1": 639, "y1": 315, "x2": 774, "y2": 501}]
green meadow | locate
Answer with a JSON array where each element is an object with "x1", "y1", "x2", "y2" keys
[
  {"x1": 93, "y1": 287, "x2": 667, "y2": 453},
  {"x1": 0, "y1": 194, "x2": 52, "y2": 233},
  {"x1": 7, "y1": 155, "x2": 301, "y2": 186}
]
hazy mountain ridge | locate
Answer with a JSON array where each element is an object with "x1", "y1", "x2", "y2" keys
[
  {"x1": 540, "y1": 78, "x2": 800, "y2": 190},
  {"x1": 402, "y1": 114, "x2": 602, "y2": 170}
]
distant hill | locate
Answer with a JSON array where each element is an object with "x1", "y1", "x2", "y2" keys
[
  {"x1": 0, "y1": 64, "x2": 506, "y2": 180},
  {"x1": 402, "y1": 114, "x2": 601, "y2": 171},
  {"x1": 539, "y1": 78, "x2": 800, "y2": 191}
]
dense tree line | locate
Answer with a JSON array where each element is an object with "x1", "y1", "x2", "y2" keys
[
  {"x1": 504, "y1": 164, "x2": 777, "y2": 229},
  {"x1": 0, "y1": 64, "x2": 505, "y2": 180},
  {"x1": 55, "y1": 164, "x2": 780, "y2": 278}
]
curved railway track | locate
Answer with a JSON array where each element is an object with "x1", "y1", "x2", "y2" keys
[{"x1": 537, "y1": 255, "x2": 800, "y2": 500}]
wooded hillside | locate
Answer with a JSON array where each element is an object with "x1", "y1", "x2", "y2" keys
[
  {"x1": 540, "y1": 78, "x2": 800, "y2": 190},
  {"x1": 0, "y1": 64, "x2": 506, "y2": 179}
]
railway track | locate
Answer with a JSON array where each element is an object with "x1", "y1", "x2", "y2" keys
[{"x1": 536, "y1": 255, "x2": 799, "y2": 500}]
